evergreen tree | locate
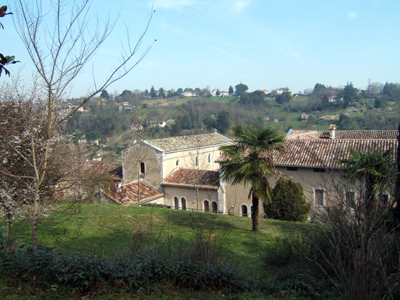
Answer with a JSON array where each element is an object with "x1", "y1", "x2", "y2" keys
[
  {"x1": 216, "y1": 111, "x2": 230, "y2": 133},
  {"x1": 265, "y1": 178, "x2": 310, "y2": 222},
  {"x1": 150, "y1": 85, "x2": 157, "y2": 98},
  {"x1": 100, "y1": 90, "x2": 110, "y2": 99}
]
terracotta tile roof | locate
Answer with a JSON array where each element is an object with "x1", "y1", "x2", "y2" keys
[
  {"x1": 86, "y1": 162, "x2": 123, "y2": 181},
  {"x1": 329, "y1": 130, "x2": 398, "y2": 139},
  {"x1": 144, "y1": 133, "x2": 232, "y2": 152},
  {"x1": 104, "y1": 181, "x2": 163, "y2": 206},
  {"x1": 162, "y1": 169, "x2": 220, "y2": 190},
  {"x1": 275, "y1": 139, "x2": 397, "y2": 169},
  {"x1": 288, "y1": 129, "x2": 398, "y2": 140}
]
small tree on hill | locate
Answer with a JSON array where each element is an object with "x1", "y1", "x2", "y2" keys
[
  {"x1": 234, "y1": 83, "x2": 248, "y2": 96},
  {"x1": 265, "y1": 177, "x2": 310, "y2": 222}
]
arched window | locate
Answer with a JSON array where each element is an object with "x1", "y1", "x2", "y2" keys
[
  {"x1": 181, "y1": 197, "x2": 187, "y2": 210},
  {"x1": 241, "y1": 205, "x2": 248, "y2": 217},
  {"x1": 176, "y1": 159, "x2": 180, "y2": 167},
  {"x1": 208, "y1": 153, "x2": 211, "y2": 164},
  {"x1": 212, "y1": 201, "x2": 218, "y2": 213},
  {"x1": 204, "y1": 200, "x2": 210, "y2": 212},
  {"x1": 195, "y1": 155, "x2": 199, "y2": 167},
  {"x1": 140, "y1": 162, "x2": 145, "y2": 174},
  {"x1": 174, "y1": 196, "x2": 179, "y2": 209}
]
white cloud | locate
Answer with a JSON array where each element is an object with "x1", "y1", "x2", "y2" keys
[
  {"x1": 347, "y1": 11, "x2": 357, "y2": 19},
  {"x1": 231, "y1": 0, "x2": 251, "y2": 14},
  {"x1": 152, "y1": 0, "x2": 194, "y2": 9}
]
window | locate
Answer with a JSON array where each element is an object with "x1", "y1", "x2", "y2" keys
[
  {"x1": 286, "y1": 167, "x2": 298, "y2": 171},
  {"x1": 211, "y1": 201, "x2": 218, "y2": 213},
  {"x1": 140, "y1": 162, "x2": 145, "y2": 174},
  {"x1": 174, "y1": 196, "x2": 179, "y2": 209},
  {"x1": 208, "y1": 153, "x2": 211, "y2": 164},
  {"x1": 195, "y1": 156, "x2": 199, "y2": 167},
  {"x1": 314, "y1": 188, "x2": 325, "y2": 206},
  {"x1": 181, "y1": 197, "x2": 187, "y2": 210},
  {"x1": 313, "y1": 168, "x2": 325, "y2": 173},
  {"x1": 345, "y1": 191, "x2": 356, "y2": 208},
  {"x1": 241, "y1": 205, "x2": 248, "y2": 217},
  {"x1": 176, "y1": 159, "x2": 180, "y2": 167},
  {"x1": 204, "y1": 200, "x2": 210, "y2": 212}
]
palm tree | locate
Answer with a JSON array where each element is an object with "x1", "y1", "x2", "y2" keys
[
  {"x1": 219, "y1": 124, "x2": 284, "y2": 232},
  {"x1": 341, "y1": 148, "x2": 394, "y2": 211}
]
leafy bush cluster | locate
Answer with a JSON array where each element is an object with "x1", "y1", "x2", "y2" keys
[
  {"x1": 263, "y1": 233, "x2": 338, "y2": 299},
  {"x1": 265, "y1": 178, "x2": 311, "y2": 222},
  {"x1": 0, "y1": 249, "x2": 268, "y2": 295}
]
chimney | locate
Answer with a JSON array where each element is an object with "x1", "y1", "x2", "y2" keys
[{"x1": 329, "y1": 124, "x2": 336, "y2": 139}]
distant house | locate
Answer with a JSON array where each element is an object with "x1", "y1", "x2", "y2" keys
[
  {"x1": 275, "y1": 87, "x2": 290, "y2": 95},
  {"x1": 301, "y1": 112, "x2": 309, "y2": 120},
  {"x1": 119, "y1": 102, "x2": 133, "y2": 112},
  {"x1": 219, "y1": 91, "x2": 230, "y2": 97},
  {"x1": 129, "y1": 124, "x2": 143, "y2": 131},
  {"x1": 129, "y1": 121, "x2": 166, "y2": 131},
  {"x1": 211, "y1": 88, "x2": 219, "y2": 97},
  {"x1": 182, "y1": 91, "x2": 197, "y2": 97},
  {"x1": 78, "y1": 135, "x2": 87, "y2": 145},
  {"x1": 92, "y1": 154, "x2": 102, "y2": 161},
  {"x1": 260, "y1": 89, "x2": 269, "y2": 95},
  {"x1": 149, "y1": 121, "x2": 166, "y2": 128}
]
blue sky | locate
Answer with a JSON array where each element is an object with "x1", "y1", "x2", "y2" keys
[{"x1": 2, "y1": 0, "x2": 400, "y2": 97}]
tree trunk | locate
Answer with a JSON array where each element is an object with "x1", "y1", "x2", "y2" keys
[
  {"x1": 251, "y1": 194, "x2": 259, "y2": 232},
  {"x1": 32, "y1": 217, "x2": 38, "y2": 251}
]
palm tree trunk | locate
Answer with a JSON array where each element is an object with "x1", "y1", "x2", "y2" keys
[{"x1": 252, "y1": 194, "x2": 259, "y2": 232}]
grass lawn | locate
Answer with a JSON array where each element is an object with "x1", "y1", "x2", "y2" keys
[{"x1": 7, "y1": 203, "x2": 316, "y2": 280}]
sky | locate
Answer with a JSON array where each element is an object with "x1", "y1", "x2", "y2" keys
[{"x1": 2, "y1": 0, "x2": 400, "y2": 97}]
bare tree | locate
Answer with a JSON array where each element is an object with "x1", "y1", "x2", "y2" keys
[
  {"x1": 310, "y1": 149, "x2": 399, "y2": 300},
  {"x1": 0, "y1": 0, "x2": 155, "y2": 250}
]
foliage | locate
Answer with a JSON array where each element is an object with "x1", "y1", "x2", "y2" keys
[
  {"x1": 239, "y1": 90, "x2": 266, "y2": 106},
  {"x1": 383, "y1": 82, "x2": 400, "y2": 102},
  {"x1": 310, "y1": 148, "x2": 399, "y2": 300},
  {"x1": 340, "y1": 147, "x2": 395, "y2": 204},
  {"x1": 0, "y1": 54, "x2": 19, "y2": 76},
  {"x1": 263, "y1": 234, "x2": 313, "y2": 268},
  {"x1": 275, "y1": 92, "x2": 292, "y2": 104},
  {"x1": 2, "y1": 0, "x2": 155, "y2": 251},
  {"x1": 215, "y1": 111, "x2": 230, "y2": 133},
  {"x1": 265, "y1": 178, "x2": 311, "y2": 222},
  {"x1": 0, "y1": 5, "x2": 18, "y2": 77},
  {"x1": 234, "y1": 83, "x2": 248, "y2": 96},
  {"x1": 100, "y1": 90, "x2": 109, "y2": 99},
  {"x1": 220, "y1": 125, "x2": 285, "y2": 231},
  {"x1": 341, "y1": 82, "x2": 359, "y2": 107}
]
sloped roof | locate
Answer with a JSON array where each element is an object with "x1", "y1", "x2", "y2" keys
[
  {"x1": 86, "y1": 162, "x2": 123, "y2": 181},
  {"x1": 104, "y1": 181, "x2": 163, "y2": 206},
  {"x1": 144, "y1": 133, "x2": 231, "y2": 152},
  {"x1": 162, "y1": 169, "x2": 220, "y2": 190},
  {"x1": 288, "y1": 129, "x2": 398, "y2": 140},
  {"x1": 275, "y1": 139, "x2": 397, "y2": 169}
]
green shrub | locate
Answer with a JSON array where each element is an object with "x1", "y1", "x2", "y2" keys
[
  {"x1": 0, "y1": 249, "x2": 269, "y2": 295},
  {"x1": 265, "y1": 178, "x2": 311, "y2": 222},
  {"x1": 263, "y1": 234, "x2": 312, "y2": 268}
]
